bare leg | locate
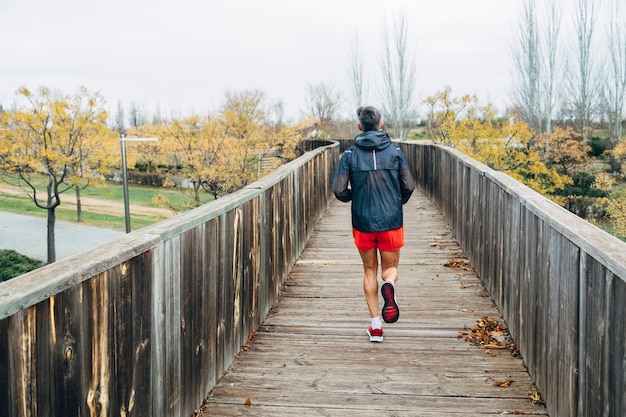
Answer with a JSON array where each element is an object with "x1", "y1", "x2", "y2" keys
[
  {"x1": 380, "y1": 250, "x2": 400, "y2": 284},
  {"x1": 358, "y1": 248, "x2": 379, "y2": 318}
]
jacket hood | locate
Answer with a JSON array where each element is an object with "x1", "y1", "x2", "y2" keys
[{"x1": 354, "y1": 130, "x2": 392, "y2": 151}]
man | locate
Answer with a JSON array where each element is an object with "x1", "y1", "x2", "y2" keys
[{"x1": 332, "y1": 106, "x2": 415, "y2": 342}]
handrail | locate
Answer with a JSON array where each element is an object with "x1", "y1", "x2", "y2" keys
[
  {"x1": 1, "y1": 139, "x2": 623, "y2": 417},
  {"x1": 400, "y1": 142, "x2": 625, "y2": 417},
  {"x1": 0, "y1": 140, "x2": 340, "y2": 417}
]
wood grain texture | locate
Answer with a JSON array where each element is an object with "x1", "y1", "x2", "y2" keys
[
  {"x1": 404, "y1": 143, "x2": 626, "y2": 417},
  {"x1": 199, "y1": 195, "x2": 548, "y2": 416}
]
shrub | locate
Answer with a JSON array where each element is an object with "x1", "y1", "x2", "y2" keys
[{"x1": 589, "y1": 136, "x2": 609, "y2": 157}]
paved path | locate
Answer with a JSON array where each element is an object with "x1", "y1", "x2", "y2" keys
[{"x1": 0, "y1": 212, "x2": 124, "y2": 262}]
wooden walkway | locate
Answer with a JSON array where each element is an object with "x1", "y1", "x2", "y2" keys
[{"x1": 198, "y1": 191, "x2": 548, "y2": 416}]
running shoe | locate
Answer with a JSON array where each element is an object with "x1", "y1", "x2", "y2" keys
[
  {"x1": 367, "y1": 325, "x2": 383, "y2": 342},
  {"x1": 381, "y1": 281, "x2": 399, "y2": 323}
]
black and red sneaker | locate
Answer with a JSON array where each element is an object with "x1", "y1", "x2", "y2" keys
[{"x1": 381, "y1": 282, "x2": 399, "y2": 323}]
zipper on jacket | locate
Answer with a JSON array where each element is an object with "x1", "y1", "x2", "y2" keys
[{"x1": 372, "y1": 150, "x2": 377, "y2": 170}]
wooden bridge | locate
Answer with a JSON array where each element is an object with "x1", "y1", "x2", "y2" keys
[
  {"x1": 199, "y1": 194, "x2": 547, "y2": 416},
  {"x1": 1, "y1": 140, "x2": 624, "y2": 416}
]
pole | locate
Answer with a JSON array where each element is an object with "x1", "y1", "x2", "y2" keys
[
  {"x1": 118, "y1": 136, "x2": 158, "y2": 233},
  {"x1": 120, "y1": 137, "x2": 131, "y2": 233}
]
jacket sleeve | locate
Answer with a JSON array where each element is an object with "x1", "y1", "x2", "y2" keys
[
  {"x1": 332, "y1": 150, "x2": 352, "y2": 202},
  {"x1": 399, "y1": 152, "x2": 415, "y2": 204}
]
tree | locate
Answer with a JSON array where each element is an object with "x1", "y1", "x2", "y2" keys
[
  {"x1": 513, "y1": 0, "x2": 542, "y2": 133},
  {"x1": 156, "y1": 115, "x2": 227, "y2": 204},
  {"x1": 378, "y1": 12, "x2": 418, "y2": 141},
  {"x1": 566, "y1": 0, "x2": 601, "y2": 139},
  {"x1": 592, "y1": 172, "x2": 626, "y2": 237},
  {"x1": 0, "y1": 86, "x2": 110, "y2": 263},
  {"x1": 540, "y1": 0, "x2": 563, "y2": 134},
  {"x1": 605, "y1": 0, "x2": 626, "y2": 141},
  {"x1": 347, "y1": 34, "x2": 367, "y2": 114},
  {"x1": 128, "y1": 101, "x2": 149, "y2": 128},
  {"x1": 512, "y1": 0, "x2": 564, "y2": 135},
  {"x1": 152, "y1": 90, "x2": 310, "y2": 205},
  {"x1": 305, "y1": 81, "x2": 342, "y2": 134},
  {"x1": 542, "y1": 126, "x2": 591, "y2": 176},
  {"x1": 425, "y1": 87, "x2": 571, "y2": 197},
  {"x1": 424, "y1": 86, "x2": 473, "y2": 147},
  {"x1": 112, "y1": 100, "x2": 127, "y2": 135}
]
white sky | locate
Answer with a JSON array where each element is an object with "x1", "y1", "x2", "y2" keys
[{"x1": 0, "y1": 0, "x2": 524, "y2": 122}]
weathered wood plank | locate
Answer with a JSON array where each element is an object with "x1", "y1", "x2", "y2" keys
[{"x1": 199, "y1": 195, "x2": 547, "y2": 415}]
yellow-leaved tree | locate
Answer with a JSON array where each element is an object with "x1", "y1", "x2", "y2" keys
[
  {"x1": 425, "y1": 87, "x2": 571, "y2": 198},
  {"x1": 147, "y1": 90, "x2": 310, "y2": 211},
  {"x1": 541, "y1": 126, "x2": 591, "y2": 177},
  {"x1": 151, "y1": 115, "x2": 227, "y2": 206},
  {"x1": 592, "y1": 172, "x2": 626, "y2": 237},
  {"x1": 220, "y1": 90, "x2": 310, "y2": 192},
  {"x1": 218, "y1": 90, "x2": 273, "y2": 192},
  {"x1": 0, "y1": 86, "x2": 111, "y2": 263}
]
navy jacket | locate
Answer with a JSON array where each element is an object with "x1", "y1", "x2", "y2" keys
[{"x1": 332, "y1": 130, "x2": 415, "y2": 232}]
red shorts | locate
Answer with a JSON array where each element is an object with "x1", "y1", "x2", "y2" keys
[{"x1": 353, "y1": 227, "x2": 404, "y2": 251}]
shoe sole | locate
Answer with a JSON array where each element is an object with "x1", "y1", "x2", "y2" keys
[
  {"x1": 367, "y1": 329, "x2": 383, "y2": 342},
  {"x1": 381, "y1": 282, "x2": 399, "y2": 323}
]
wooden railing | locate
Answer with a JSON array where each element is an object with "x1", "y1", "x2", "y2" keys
[
  {"x1": 0, "y1": 140, "x2": 339, "y2": 417},
  {"x1": 400, "y1": 142, "x2": 626, "y2": 417},
  {"x1": 1, "y1": 139, "x2": 624, "y2": 417}
]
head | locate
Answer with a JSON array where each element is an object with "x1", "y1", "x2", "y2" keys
[{"x1": 357, "y1": 106, "x2": 384, "y2": 132}]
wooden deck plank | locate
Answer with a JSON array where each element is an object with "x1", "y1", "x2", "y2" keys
[{"x1": 198, "y1": 192, "x2": 548, "y2": 416}]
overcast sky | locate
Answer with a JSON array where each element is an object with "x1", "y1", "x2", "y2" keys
[{"x1": 0, "y1": 0, "x2": 524, "y2": 122}]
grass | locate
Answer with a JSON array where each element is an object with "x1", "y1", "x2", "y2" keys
[
  {"x1": 0, "y1": 250, "x2": 43, "y2": 281},
  {"x1": 0, "y1": 179, "x2": 214, "y2": 231},
  {"x1": 0, "y1": 179, "x2": 213, "y2": 278}
]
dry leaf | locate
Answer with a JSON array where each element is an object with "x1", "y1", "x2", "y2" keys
[
  {"x1": 444, "y1": 258, "x2": 473, "y2": 270},
  {"x1": 459, "y1": 316, "x2": 520, "y2": 356},
  {"x1": 493, "y1": 380, "x2": 512, "y2": 387},
  {"x1": 483, "y1": 343, "x2": 507, "y2": 349},
  {"x1": 529, "y1": 391, "x2": 543, "y2": 405},
  {"x1": 429, "y1": 242, "x2": 438, "y2": 247},
  {"x1": 244, "y1": 398, "x2": 252, "y2": 406},
  {"x1": 508, "y1": 410, "x2": 526, "y2": 415}
]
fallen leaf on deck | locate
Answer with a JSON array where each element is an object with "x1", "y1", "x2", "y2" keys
[
  {"x1": 493, "y1": 380, "x2": 512, "y2": 387},
  {"x1": 444, "y1": 258, "x2": 473, "y2": 270},
  {"x1": 244, "y1": 398, "x2": 252, "y2": 406},
  {"x1": 459, "y1": 316, "x2": 520, "y2": 357},
  {"x1": 529, "y1": 391, "x2": 543, "y2": 405},
  {"x1": 484, "y1": 343, "x2": 507, "y2": 349}
]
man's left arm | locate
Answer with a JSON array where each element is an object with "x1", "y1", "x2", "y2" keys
[
  {"x1": 332, "y1": 151, "x2": 353, "y2": 202},
  {"x1": 399, "y1": 154, "x2": 415, "y2": 204}
]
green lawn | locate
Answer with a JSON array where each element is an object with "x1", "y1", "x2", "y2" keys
[
  {"x1": 0, "y1": 250, "x2": 43, "y2": 282},
  {"x1": 0, "y1": 180, "x2": 214, "y2": 231}
]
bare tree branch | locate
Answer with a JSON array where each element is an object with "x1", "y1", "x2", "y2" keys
[{"x1": 378, "y1": 12, "x2": 417, "y2": 141}]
